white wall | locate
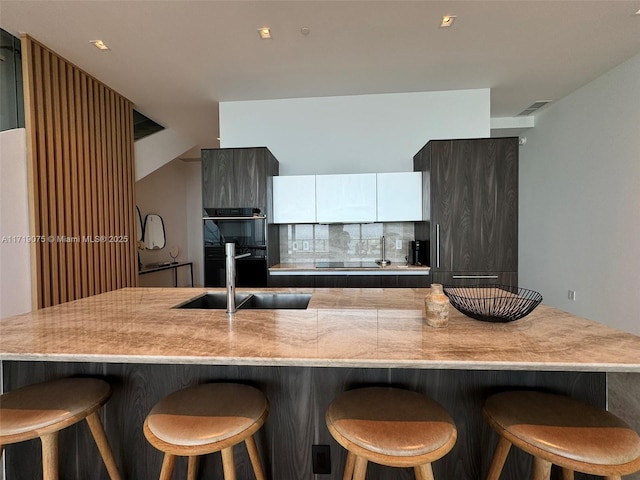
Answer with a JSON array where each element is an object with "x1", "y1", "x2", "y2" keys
[
  {"x1": 520, "y1": 53, "x2": 640, "y2": 334},
  {"x1": 136, "y1": 159, "x2": 199, "y2": 287},
  {"x1": 220, "y1": 89, "x2": 490, "y2": 174},
  {"x1": 0, "y1": 128, "x2": 32, "y2": 317},
  {"x1": 185, "y1": 161, "x2": 204, "y2": 286},
  {"x1": 135, "y1": 128, "x2": 196, "y2": 181}
]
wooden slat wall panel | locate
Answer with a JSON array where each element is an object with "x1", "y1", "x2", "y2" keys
[{"x1": 21, "y1": 34, "x2": 137, "y2": 308}]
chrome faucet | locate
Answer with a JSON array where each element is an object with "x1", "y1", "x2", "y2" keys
[
  {"x1": 376, "y1": 235, "x2": 390, "y2": 266},
  {"x1": 225, "y1": 242, "x2": 251, "y2": 313}
]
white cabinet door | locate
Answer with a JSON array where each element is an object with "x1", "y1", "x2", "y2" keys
[
  {"x1": 272, "y1": 175, "x2": 316, "y2": 223},
  {"x1": 316, "y1": 173, "x2": 377, "y2": 223},
  {"x1": 376, "y1": 172, "x2": 423, "y2": 222}
]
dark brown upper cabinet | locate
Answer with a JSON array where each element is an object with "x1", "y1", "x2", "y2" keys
[
  {"x1": 414, "y1": 138, "x2": 518, "y2": 286},
  {"x1": 201, "y1": 147, "x2": 279, "y2": 217}
]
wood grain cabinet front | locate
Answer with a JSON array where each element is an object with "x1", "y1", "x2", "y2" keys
[
  {"x1": 201, "y1": 147, "x2": 280, "y2": 269},
  {"x1": 415, "y1": 138, "x2": 518, "y2": 286},
  {"x1": 201, "y1": 147, "x2": 279, "y2": 216}
]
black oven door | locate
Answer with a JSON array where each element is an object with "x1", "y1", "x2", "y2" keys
[
  {"x1": 203, "y1": 214, "x2": 268, "y2": 287},
  {"x1": 203, "y1": 217, "x2": 266, "y2": 248},
  {"x1": 204, "y1": 248, "x2": 268, "y2": 288}
]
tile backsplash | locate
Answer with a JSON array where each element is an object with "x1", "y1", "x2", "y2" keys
[{"x1": 279, "y1": 223, "x2": 415, "y2": 264}]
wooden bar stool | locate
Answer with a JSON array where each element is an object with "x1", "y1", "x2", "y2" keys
[
  {"x1": 0, "y1": 377, "x2": 121, "y2": 480},
  {"x1": 143, "y1": 382, "x2": 269, "y2": 480},
  {"x1": 483, "y1": 390, "x2": 640, "y2": 480},
  {"x1": 326, "y1": 386, "x2": 457, "y2": 480}
]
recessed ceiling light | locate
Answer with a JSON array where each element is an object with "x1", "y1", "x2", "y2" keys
[
  {"x1": 635, "y1": 8, "x2": 640, "y2": 15},
  {"x1": 440, "y1": 15, "x2": 456, "y2": 28},
  {"x1": 258, "y1": 27, "x2": 272, "y2": 39},
  {"x1": 90, "y1": 39, "x2": 110, "y2": 50}
]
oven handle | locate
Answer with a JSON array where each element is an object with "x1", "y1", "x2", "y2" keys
[{"x1": 203, "y1": 216, "x2": 267, "y2": 220}]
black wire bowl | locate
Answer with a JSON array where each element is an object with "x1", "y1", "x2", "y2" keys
[{"x1": 443, "y1": 285, "x2": 543, "y2": 323}]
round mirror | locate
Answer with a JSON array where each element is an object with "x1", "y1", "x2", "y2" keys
[
  {"x1": 136, "y1": 206, "x2": 143, "y2": 242},
  {"x1": 143, "y1": 214, "x2": 166, "y2": 250}
]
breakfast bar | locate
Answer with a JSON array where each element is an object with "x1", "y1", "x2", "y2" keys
[{"x1": 2, "y1": 287, "x2": 640, "y2": 479}]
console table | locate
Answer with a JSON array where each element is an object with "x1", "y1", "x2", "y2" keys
[{"x1": 138, "y1": 261, "x2": 193, "y2": 287}]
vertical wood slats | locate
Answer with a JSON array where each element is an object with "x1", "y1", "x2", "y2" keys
[{"x1": 21, "y1": 35, "x2": 137, "y2": 309}]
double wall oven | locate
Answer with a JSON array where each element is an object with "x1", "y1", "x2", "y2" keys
[{"x1": 203, "y1": 208, "x2": 268, "y2": 287}]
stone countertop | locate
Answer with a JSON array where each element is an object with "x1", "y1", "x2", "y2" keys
[
  {"x1": 269, "y1": 263, "x2": 430, "y2": 275},
  {"x1": 1, "y1": 287, "x2": 639, "y2": 372}
]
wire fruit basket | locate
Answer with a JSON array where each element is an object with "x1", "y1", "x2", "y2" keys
[{"x1": 443, "y1": 285, "x2": 543, "y2": 323}]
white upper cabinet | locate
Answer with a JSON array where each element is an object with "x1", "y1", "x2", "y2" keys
[
  {"x1": 376, "y1": 172, "x2": 423, "y2": 222},
  {"x1": 272, "y1": 175, "x2": 317, "y2": 223},
  {"x1": 316, "y1": 173, "x2": 377, "y2": 223},
  {"x1": 273, "y1": 172, "x2": 422, "y2": 224}
]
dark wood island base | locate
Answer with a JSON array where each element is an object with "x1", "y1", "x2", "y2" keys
[{"x1": 3, "y1": 361, "x2": 605, "y2": 480}]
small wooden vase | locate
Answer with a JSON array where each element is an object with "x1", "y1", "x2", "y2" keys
[{"x1": 425, "y1": 284, "x2": 450, "y2": 328}]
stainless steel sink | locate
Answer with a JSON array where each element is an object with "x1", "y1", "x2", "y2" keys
[
  {"x1": 174, "y1": 292, "x2": 311, "y2": 310},
  {"x1": 175, "y1": 292, "x2": 251, "y2": 309},
  {"x1": 238, "y1": 293, "x2": 311, "y2": 310}
]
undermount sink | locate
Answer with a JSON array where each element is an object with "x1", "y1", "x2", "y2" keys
[
  {"x1": 175, "y1": 292, "x2": 251, "y2": 309},
  {"x1": 238, "y1": 293, "x2": 311, "y2": 310},
  {"x1": 174, "y1": 292, "x2": 311, "y2": 310}
]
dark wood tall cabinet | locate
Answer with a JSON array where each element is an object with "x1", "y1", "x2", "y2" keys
[
  {"x1": 414, "y1": 138, "x2": 518, "y2": 286},
  {"x1": 201, "y1": 147, "x2": 279, "y2": 215},
  {"x1": 201, "y1": 147, "x2": 280, "y2": 270}
]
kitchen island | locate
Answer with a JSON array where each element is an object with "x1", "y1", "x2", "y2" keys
[{"x1": 2, "y1": 287, "x2": 639, "y2": 479}]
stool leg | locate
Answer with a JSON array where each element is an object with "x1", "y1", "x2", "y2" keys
[
  {"x1": 85, "y1": 411, "x2": 122, "y2": 480},
  {"x1": 187, "y1": 456, "x2": 198, "y2": 480},
  {"x1": 532, "y1": 457, "x2": 552, "y2": 480},
  {"x1": 561, "y1": 468, "x2": 574, "y2": 480},
  {"x1": 343, "y1": 451, "x2": 356, "y2": 480},
  {"x1": 487, "y1": 436, "x2": 511, "y2": 480},
  {"x1": 245, "y1": 435, "x2": 266, "y2": 480},
  {"x1": 415, "y1": 463, "x2": 435, "y2": 480},
  {"x1": 159, "y1": 453, "x2": 176, "y2": 480},
  {"x1": 221, "y1": 446, "x2": 237, "y2": 480},
  {"x1": 353, "y1": 456, "x2": 368, "y2": 480},
  {"x1": 40, "y1": 432, "x2": 59, "y2": 480}
]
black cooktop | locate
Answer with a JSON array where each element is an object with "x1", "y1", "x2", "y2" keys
[{"x1": 315, "y1": 261, "x2": 380, "y2": 269}]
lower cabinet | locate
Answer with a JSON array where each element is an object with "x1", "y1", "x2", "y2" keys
[{"x1": 269, "y1": 274, "x2": 430, "y2": 288}]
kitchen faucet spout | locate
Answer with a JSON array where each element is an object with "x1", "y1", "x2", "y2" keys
[{"x1": 225, "y1": 243, "x2": 251, "y2": 313}]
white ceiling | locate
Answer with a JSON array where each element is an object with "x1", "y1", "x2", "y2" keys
[{"x1": 2, "y1": 0, "x2": 640, "y2": 158}]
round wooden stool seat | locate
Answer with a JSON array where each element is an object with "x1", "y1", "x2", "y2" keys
[
  {"x1": 483, "y1": 390, "x2": 640, "y2": 480},
  {"x1": 326, "y1": 387, "x2": 457, "y2": 480},
  {"x1": 0, "y1": 377, "x2": 121, "y2": 480},
  {"x1": 144, "y1": 383, "x2": 269, "y2": 480}
]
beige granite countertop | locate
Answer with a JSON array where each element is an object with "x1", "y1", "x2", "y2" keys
[{"x1": 1, "y1": 287, "x2": 639, "y2": 371}]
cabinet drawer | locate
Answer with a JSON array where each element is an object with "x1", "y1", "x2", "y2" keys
[{"x1": 431, "y1": 272, "x2": 517, "y2": 287}]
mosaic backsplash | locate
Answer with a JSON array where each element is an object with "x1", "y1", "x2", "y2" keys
[{"x1": 279, "y1": 223, "x2": 415, "y2": 264}]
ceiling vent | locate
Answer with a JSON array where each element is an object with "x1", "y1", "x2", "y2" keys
[{"x1": 517, "y1": 100, "x2": 551, "y2": 116}]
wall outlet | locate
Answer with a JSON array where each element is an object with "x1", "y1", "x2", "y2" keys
[
  {"x1": 312, "y1": 445, "x2": 331, "y2": 474},
  {"x1": 568, "y1": 290, "x2": 576, "y2": 301},
  {"x1": 302, "y1": 240, "x2": 310, "y2": 251},
  {"x1": 395, "y1": 239, "x2": 402, "y2": 250},
  {"x1": 292, "y1": 241, "x2": 298, "y2": 251}
]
